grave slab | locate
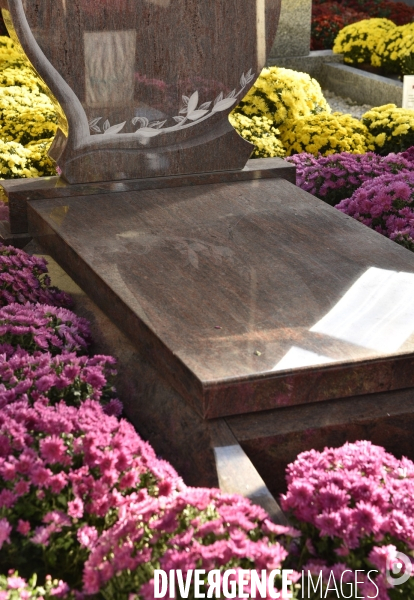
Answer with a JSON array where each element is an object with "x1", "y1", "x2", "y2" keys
[
  {"x1": 28, "y1": 177, "x2": 414, "y2": 420},
  {"x1": 228, "y1": 386, "x2": 414, "y2": 499},
  {"x1": 25, "y1": 242, "x2": 288, "y2": 522},
  {"x1": 8, "y1": 0, "x2": 414, "y2": 521}
]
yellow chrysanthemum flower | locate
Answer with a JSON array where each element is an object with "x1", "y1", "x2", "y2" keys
[
  {"x1": 333, "y1": 18, "x2": 396, "y2": 67},
  {"x1": 234, "y1": 66, "x2": 330, "y2": 128},
  {"x1": 373, "y1": 23, "x2": 414, "y2": 75},
  {"x1": 228, "y1": 113, "x2": 285, "y2": 158},
  {"x1": 0, "y1": 35, "x2": 65, "y2": 179},
  {"x1": 362, "y1": 104, "x2": 414, "y2": 154},
  {"x1": 280, "y1": 113, "x2": 374, "y2": 157}
]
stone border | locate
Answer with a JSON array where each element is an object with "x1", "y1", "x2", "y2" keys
[
  {"x1": 268, "y1": 50, "x2": 403, "y2": 108},
  {"x1": 320, "y1": 63, "x2": 403, "y2": 108},
  {"x1": 267, "y1": 49, "x2": 344, "y2": 79}
]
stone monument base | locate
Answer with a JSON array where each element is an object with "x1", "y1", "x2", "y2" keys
[
  {"x1": 24, "y1": 169, "x2": 414, "y2": 509},
  {"x1": 0, "y1": 158, "x2": 295, "y2": 240}
]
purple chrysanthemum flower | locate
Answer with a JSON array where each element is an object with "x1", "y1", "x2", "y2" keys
[
  {"x1": 337, "y1": 171, "x2": 414, "y2": 251},
  {"x1": 0, "y1": 244, "x2": 72, "y2": 307},
  {"x1": 0, "y1": 348, "x2": 119, "y2": 410},
  {"x1": 287, "y1": 149, "x2": 414, "y2": 206},
  {"x1": 0, "y1": 302, "x2": 91, "y2": 355}
]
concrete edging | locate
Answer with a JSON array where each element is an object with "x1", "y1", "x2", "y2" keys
[{"x1": 320, "y1": 62, "x2": 403, "y2": 107}]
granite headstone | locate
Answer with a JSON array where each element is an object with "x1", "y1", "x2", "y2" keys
[{"x1": 1, "y1": 0, "x2": 281, "y2": 183}]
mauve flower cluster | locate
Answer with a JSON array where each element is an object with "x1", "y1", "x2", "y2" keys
[
  {"x1": 286, "y1": 150, "x2": 414, "y2": 206},
  {"x1": 0, "y1": 571, "x2": 68, "y2": 599},
  {"x1": 282, "y1": 441, "x2": 414, "y2": 599},
  {"x1": 0, "y1": 303, "x2": 91, "y2": 355},
  {"x1": 337, "y1": 171, "x2": 414, "y2": 251},
  {"x1": 0, "y1": 399, "x2": 183, "y2": 590},
  {"x1": 0, "y1": 245, "x2": 71, "y2": 308},
  {"x1": 0, "y1": 240, "x2": 301, "y2": 597},
  {"x1": 0, "y1": 348, "x2": 121, "y2": 414},
  {"x1": 84, "y1": 487, "x2": 299, "y2": 599}
]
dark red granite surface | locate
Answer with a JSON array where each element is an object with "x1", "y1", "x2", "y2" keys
[{"x1": 28, "y1": 178, "x2": 414, "y2": 418}]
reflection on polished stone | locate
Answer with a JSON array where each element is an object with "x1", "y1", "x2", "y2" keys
[
  {"x1": 272, "y1": 346, "x2": 336, "y2": 371},
  {"x1": 84, "y1": 30, "x2": 136, "y2": 109},
  {"x1": 273, "y1": 267, "x2": 414, "y2": 370},
  {"x1": 311, "y1": 267, "x2": 414, "y2": 354},
  {"x1": 28, "y1": 178, "x2": 414, "y2": 418}
]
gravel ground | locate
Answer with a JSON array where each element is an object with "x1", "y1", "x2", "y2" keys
[{"x1": 322, "y1": 89, "x2": 373, "y2": 119}]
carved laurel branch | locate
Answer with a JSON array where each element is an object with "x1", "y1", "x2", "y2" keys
[{"x1": 88, "y1": 69, "x2": 255, "y2": 138}]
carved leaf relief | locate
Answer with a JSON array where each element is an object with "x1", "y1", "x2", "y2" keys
[
  {"x1": 88, "y1": 69, "x2": 254, "y2": 138},
  {"x1": 103, "y1": 121, "x2": 126, "y2": 134}
]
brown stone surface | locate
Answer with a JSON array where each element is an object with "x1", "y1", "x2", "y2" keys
[
  {"x1": 227, "y1": 387, "x2": 414, "y2": 499},
  {"x1": 28, "y1": 244, "x2": 287, "y2": 522},
  {"x1": 27, "y1": 177, "x2": 414, "y2": 418},
  {"x1": 25, "y1": 244, "x2": 414, "y2": 521},
  {"x1": 1, "y1": 158, "x2": 295, "y2": 234},
  {"x1": 0, "y1": 221, "x2": 31, "y2": 248},
  {"x1": 4, "y1": 0, "x2": 281, "y2": 182}
]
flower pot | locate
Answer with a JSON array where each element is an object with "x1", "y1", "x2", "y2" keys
[{"x1": 5, "y1": 0, "x2": 281, "y2": 183}]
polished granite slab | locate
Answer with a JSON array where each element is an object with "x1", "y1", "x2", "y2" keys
[
  {"x1": 28, "y1": 177, "x2": 414, "y2": 418},
  {"x1": 1, "y1": 158, "x2": 295, "y2": 234}
]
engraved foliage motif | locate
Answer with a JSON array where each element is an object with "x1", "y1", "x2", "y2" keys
[{"x1": 88, "y1": 70, "x2": 255, "y2": 139}]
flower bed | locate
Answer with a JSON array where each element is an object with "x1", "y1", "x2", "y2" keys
[
  {"x1": 282, "y1": 440, "x2": 414, "y2": 599},
  {"x1": 0, "y1": 349, "x2": 120, "y2": 412},
  {"x1": 0, "y1": 245, "x2": 71, "y2": 307},
  {"x1": 230, "y1": 66, "x2": 414, "y2": 162},
  {"x1": 0, "y1": 303, "x2": 91, "y2": 355},
  {"x1": 333, "y1": 17, "x2": 396, "y2": 66},
  {"x1": 0, "y1": 573, "x2": 68, "y2": 599},
  {"x1": 83, "y1": 489, "x2": 297, "y2": 599},
  {"x1": 286, "y1": 150, "x2": 414, "y2": 206},
  {"x1": 233, "y1": 67, "x2": 330, "y2": 130},
  {"x1": 337, "y1": 171, "x2": 414, "y2": 251},
  {"x1": 312, "y1": 0, "x2": 414, "y2": 51},
  {"x1": 0, "y1": 243, "x2": 300, "y2": 598},
  {"x1": 0, "y1": 399, "x2": 183, "y2": 591},
  {"x1": 281, "y1": 112, "x2": 372, "y2": 156},
  {"x1": 362, "y1": 105, "x2": 414, "y2": 155},
  {"x1": 332, "y1": 13, "x2": 414, "y2": 76},
  {"x1": 289, "y1": 147, "x2": 414, "y2": 252},
  {"x1": 0, "y1": 36, "x2": 61, "y2": 180},
  {"x1": 1, "y1": 240, "x2": 414, "y2": 598},
  {"x1": 311, "y1": 2, "x2": 368, "y2": 50},
  {"x1": 372, "y1": 23, "x2": 414, "y2": 75},
  {"x1": 228, "y1": 113, "x2": 285, "y2": 158}
]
